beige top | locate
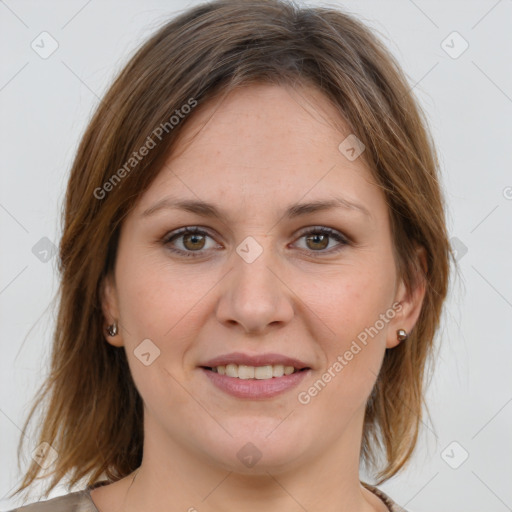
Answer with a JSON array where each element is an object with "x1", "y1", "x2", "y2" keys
[{"x1": 8, "y1": 480, "x2": 407, "y2": 511}]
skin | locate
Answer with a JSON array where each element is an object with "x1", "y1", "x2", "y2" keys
[{"x1": 93, "y1": 83, "x2": 425, "y2": 512}]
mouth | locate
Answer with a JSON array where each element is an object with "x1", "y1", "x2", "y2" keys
[{"x1": 198, "y1": 353, "x2": 312, "y2": 399}]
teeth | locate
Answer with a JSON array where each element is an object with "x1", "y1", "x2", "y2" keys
[
  {"x1": 212, "y1": 364, "x2": 299, "y2": 379},
  {"x1": 272, "y1": 364, "x2": 284, "y2": 377},
  {"x1": 255, "y1": 365, "x2": 273, "y2": 379},
  {"x1": 238, "y1": 365, "x2": 254, "y2": 379}
]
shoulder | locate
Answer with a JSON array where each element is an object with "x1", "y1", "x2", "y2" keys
[{"x1": 4, "y1": 489, "x2": 98, "y2": 512}]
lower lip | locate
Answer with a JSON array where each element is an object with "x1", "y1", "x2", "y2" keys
[{"x1": 201, "y1": 368, "x2": 310, "y2": 399}]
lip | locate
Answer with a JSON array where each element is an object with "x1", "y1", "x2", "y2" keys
[
  {"x1": 200, "y1": 352, "x2": 311, "y2": 370},
  {"x1": 201, "y1": 367, "x2": 311, "y2": 399}
]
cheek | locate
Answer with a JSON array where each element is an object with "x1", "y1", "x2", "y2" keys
[
  {"x1": 114, "y1": 256, "x2": 212, "y2": 413},
  {"x1": 114, "y1": 250, "x2": 226, "y2": 394},
  {"x1": 297, "y1": 258, "x2": 396, "y2": 405},
  {"x1": 115, "y1": 244, "x2": 213, "y2": 337},
  {"x1": 303, "y1": 259, "x2": 396, "y2": 344}
]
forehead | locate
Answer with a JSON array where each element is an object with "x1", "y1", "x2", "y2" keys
[
  {"x1": 168, "y1": 83, "x2": 355, "y2": 169},
  {"x1": 134, "y1": 83, "x2": 383, "y2": 219}
]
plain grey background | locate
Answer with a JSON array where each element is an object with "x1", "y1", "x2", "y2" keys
[{"x1": 1, "y1": 1, "x2": 511, "y2": 511}]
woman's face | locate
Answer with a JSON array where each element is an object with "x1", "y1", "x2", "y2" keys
[{"x1": 103, "y1": 83, "x2": 421, "y2": 474}]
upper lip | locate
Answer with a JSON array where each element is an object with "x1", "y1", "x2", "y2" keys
[{"x1": 200, "y1": 352, "x2": 311, "y2": 370}]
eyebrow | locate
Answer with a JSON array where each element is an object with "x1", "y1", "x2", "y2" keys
[{"x1": 141, "y1": 196, "x2": 371, "y2": 220}]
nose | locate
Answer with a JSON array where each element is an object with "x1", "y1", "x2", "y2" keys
[{"x1": 215, "y1": 243, "x2": 294, "y2": 335}]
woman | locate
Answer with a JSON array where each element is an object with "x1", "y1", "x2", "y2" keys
[{"x1": 8, "y1": 0, "x2": 450, "y2": 510}]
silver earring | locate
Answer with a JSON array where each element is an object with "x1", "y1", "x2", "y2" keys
[
  {"x1": 107, "y1": 322, "x2": 118, "y2": 336},
  {"x1": 396, "y1": 329, "x2": 408, "y2": 342}
]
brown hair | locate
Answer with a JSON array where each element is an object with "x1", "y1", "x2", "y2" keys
[{"x1": 13, "y1": 0, "x2": 450, "y2": 499}]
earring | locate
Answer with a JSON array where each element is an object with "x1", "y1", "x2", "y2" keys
[
  {"x1": 107, "y1": 322, "x2": 118, "y2": 337},
  {"x1": 396, "y1": 329, "x2": 408, "y2": 342}
]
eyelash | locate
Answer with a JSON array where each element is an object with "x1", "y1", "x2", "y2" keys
[{"x1": 162, "y1": 226, "x2": 350, "y2": 259}]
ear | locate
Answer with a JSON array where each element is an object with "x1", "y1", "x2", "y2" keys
[
  {"x1": 100, "y1": 273, "x2": 124, "y2": 347},
  {"x1": 386, "y1": 246, "x2": 427, "y2": 349}
]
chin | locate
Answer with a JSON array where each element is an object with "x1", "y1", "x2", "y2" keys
[{"x1": 196, "y1": 418, "x2": 311, "y2": 474}]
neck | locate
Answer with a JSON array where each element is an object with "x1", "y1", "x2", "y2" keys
[{"x1": 112, "y1": 407, "x2": 382, "y2": 512}]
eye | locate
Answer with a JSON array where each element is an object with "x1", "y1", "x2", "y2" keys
[
  {"x1": 293, "y1": 226, "x2": 349, "y2": 254},
  {"x1": 163, "y1": 227, "x2": 220, "y2": 257},
  {"x1": 162, "y1": 225, "x2": 349, "y2": 259}
]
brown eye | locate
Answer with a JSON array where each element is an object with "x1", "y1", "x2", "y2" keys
[
  {"x1": 305, "y1": 233, "x2": 329, "y2": 250},
  {"x1": 294, "y1": 227, "x2": 349, "y2": 255},
  {"x1": 164, "y1": 227, "x2": 221, "y2": 258},
  {"x1": 182, "y1": 232, "x2": 206, "y2": 251}
]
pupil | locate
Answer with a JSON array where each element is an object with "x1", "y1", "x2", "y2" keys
[
  {"x1": 184, "y1": 233, "x2": 205, "y2": 250},
  {"x1": 307, "y1": 234, "x2": 328, "y2": 250}
]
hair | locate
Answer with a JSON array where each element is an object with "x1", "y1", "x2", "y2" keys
[{"x1": 13, "y1": 0, "x2": 450, "y2": 500}]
